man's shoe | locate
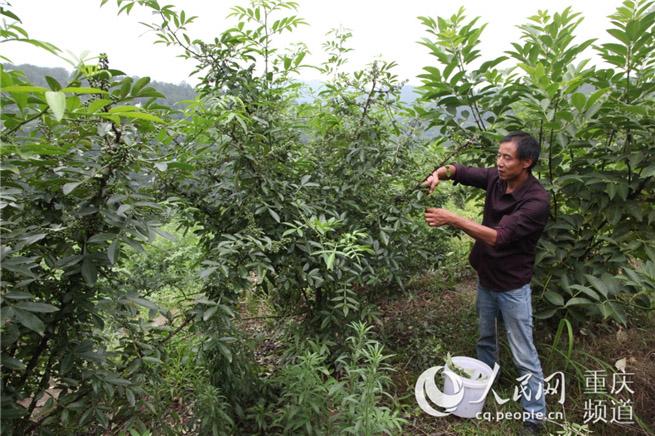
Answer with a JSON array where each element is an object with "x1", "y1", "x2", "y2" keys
[{"x1": 519, "y1": 420, "x2": 543, "y2": 435}]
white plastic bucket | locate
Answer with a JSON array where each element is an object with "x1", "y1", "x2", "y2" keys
[{"x1": 443, "y1": 356, "x2": 494, "y2": 418}]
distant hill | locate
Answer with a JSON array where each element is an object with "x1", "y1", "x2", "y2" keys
[
  {"x1": 2, "y1": 63, "x2": 196, "y2": 108},
  {"x1": 4, "y1": 63, "x2": 419, "y2": 106},
  {"x1": 298, "y1": 79, "x2": 417, "y2": 104}
]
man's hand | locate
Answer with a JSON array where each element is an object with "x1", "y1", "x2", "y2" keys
[
  {"x1": 421, "y1": 170, "x2": 440, "y2": 194},
  {"x1": 424, "y1": 208, "x2": 455, "y2": 227},
  {"x1": 421, "y1": 165, "x2": 455, "y2": 194}
]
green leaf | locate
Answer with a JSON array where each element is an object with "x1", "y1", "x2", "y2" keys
[
  {"x1": 0, "y1": 8, "x2": 22, "y2": 22},
  {"x1": 3, "y1": 291, "x2": 34, "y2": 300},
  {"x1": 571, "y1": 93, "x2": 586, "y2": 112},
  {"x1": 107, "y1": 240, "x2": 119, "y2": 265},
  {"x1": 126, "y1": 296, "x2": 160, "y2": 312},
  {"x1": 602, "y1": 42, "x2": 627, "y2": 57},
  {"x1": 607, "y1": 301, "x2": 627, "y2": 325},
  {"x1": 15, "y1": 38, "x2": 59, "y2": 55},
  {"x1": 167, "y1": 161, "x2": 194, "y2": 171},
  {"x1": 81, "y1": 258, "x2": 97, "y2": 286},
  {"x1": 22, "y1": 233, "x2": 46, "y2": 246},
  {"x1": 195, "y1": 297, "x2": 217, "y2": 306},
  {"x1": 268, "y1": 208, "x2": 280, "y2": 223},
  {"x1": 1, "y1": 307, "x2": 15, "y2": 324},
  {"x1": 606, "y1": 183, "x2": 616, "y2": 200},
  {"x1": 21, "y1": 143, "x2": 68, "y2": 156},
  {"x1": 56, "y1": 254, "x2": 83, "y2": 269},
  {"x1": 62, "y1": 182, "x2": 82, "y2": 195},
  {"x1": 544, "y1": 290, "x2": 564, "y2": 306},
  {"x1": 45, "y1": 91, "x2": 66, "y2": 121},
  {"x1": 565, "y1": 297, "x2": 593, "y2": 307},
  {"x1": 585, "y1": 274, "x2": 609, "y2": 297},
  {"x1": 217, "y1": 342, "x2": 232, "y2": 363},
  {"x1": 1, "y1": 355, "x2": 26, "y2": 370},
  {"x1": 15, "y1": 302, "x2": 59, "y2": 313},
  {"x1": 97, "y1": 113, "x2": 120, "y2": 124},
  {"x1": 379, "y1": 230, "x2": 389, "y2": 246},
  {"x1": 14, "y1": 308, "x2": 45, "y2": 335},
  {"x1": 568, "y1": 284, "x2": 600, "y2": 301},
  {"x1": 2, "y1": 85, "x2": 48, "y2": 93},
  {"x1": 116, "y1": 204, "x2": 131, "y2": 217},
  {"x1": 108, "y1": 105, "x2": 139, "y2": 113},
  {"x1": 45, "y1": 76, "x2": 61, "y2": 91},
  {"x1": 534, "y1": 308, "x2": 558, "y2": 319},
  {"x1": 104, "y1": 376, "x2": 132, "y2": 386},
  {"x1": 125, "y1": 388, "x2": 136, "y2": 407},
  {"x1": 110, "y1": 111, "x2": 164, "y2": 123},
  {"x1": 203, "y1": 305, "x2": 218, "y2": 321},
  {"x1": 326, "y1": 251, "x2": 336, "y2": 270},
  {"x1": 607, "y1": 28, "x2": 628, "y2": 44},
  {"x1": 132, "y1": 76, "x2": 150, "y2": 94},
  {"x1": 479, "y1": 56, "x2": 508, "y2": 71},
  {"x1": 87, "y1": 98, "x2": 113, "y2": 113},
  {"x1": 87, "y1": 233, "x2": 116, "y2": 243},
  {"x1": 199, "y1": 267, "x2": 217, "y2": 279},
  {"x1": 0, "y1": 408, "x2": 28, "y2": 419},
  {"x1": 642, "y1": 165, "x2": 655, "y2": 178}
]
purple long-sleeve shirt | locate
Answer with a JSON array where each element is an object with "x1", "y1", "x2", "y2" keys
[{"x1": 453, "y1": 165, "x2": 550, "y2": 291}]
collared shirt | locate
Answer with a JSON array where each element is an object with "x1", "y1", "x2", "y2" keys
[{"x1": 453, "y1": 165, "x2": 550, "y2": 292}]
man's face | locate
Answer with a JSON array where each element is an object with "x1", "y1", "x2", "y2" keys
[{"x1": 496, "y1": 140, "x2": 532, "y2": 181}]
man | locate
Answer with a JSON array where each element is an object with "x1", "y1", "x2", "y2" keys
[{"x1": 422, "y1": 132, "x2": 549, "y2": 435}]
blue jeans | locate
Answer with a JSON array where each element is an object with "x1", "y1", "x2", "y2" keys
[{"x1": 476, "y1": 281, "x2": 546, "y2": 422}]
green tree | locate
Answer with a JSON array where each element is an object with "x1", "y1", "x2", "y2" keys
[{"x1": 0, "y1": 7, "x2": 184, "y2": 432}]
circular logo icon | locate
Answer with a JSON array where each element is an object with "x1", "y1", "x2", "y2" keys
[{"x1": 415, "y1": 365, "x2": 465, "y2": 417}]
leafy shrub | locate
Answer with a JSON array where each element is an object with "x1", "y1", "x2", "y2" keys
[
  {"x1": 266, "y1": 322, "x2": 405, "y2": 435},
  {"x1": 134, "y1": 0, "x2": 448, "y2": 338},
  {"x1": 194, "y1": 383, "x2": 235, "y2": 436}
]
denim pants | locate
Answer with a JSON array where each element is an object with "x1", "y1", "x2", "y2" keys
[{"x1": 476, "y1": 281, "x2": 547, "y2": 422}]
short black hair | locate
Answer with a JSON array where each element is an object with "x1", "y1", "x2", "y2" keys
[{"x1": 500, "y1": 131, "x2": 540, "y2": 170}]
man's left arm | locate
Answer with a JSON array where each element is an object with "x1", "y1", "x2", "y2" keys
[
  {"x1": 424, "y1": 209, "x2": 498, "y2": 246},
  {"x1": 425, "y1": 199, "x2": 549, "y2": 247}
]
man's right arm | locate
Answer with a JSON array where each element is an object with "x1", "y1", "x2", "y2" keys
[
  {"x1": 424, "y1": 164, "x2": 493, "y2": 193},
  {"x1": 451, "y1": 164, "x2": 491, "y2": 190}
]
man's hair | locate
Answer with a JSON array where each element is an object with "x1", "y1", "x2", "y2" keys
[{"x1": 501, "y1": 131, "x2": 540, "y2": 170}]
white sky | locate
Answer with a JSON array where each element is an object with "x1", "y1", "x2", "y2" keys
[{"x1": 3, "y1": 1, "x2": 620, "y2": 86}]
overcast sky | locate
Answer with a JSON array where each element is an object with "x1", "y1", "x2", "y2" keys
[{"x1": 4, "y1": 1, "x2": 620, "y2": 85}]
